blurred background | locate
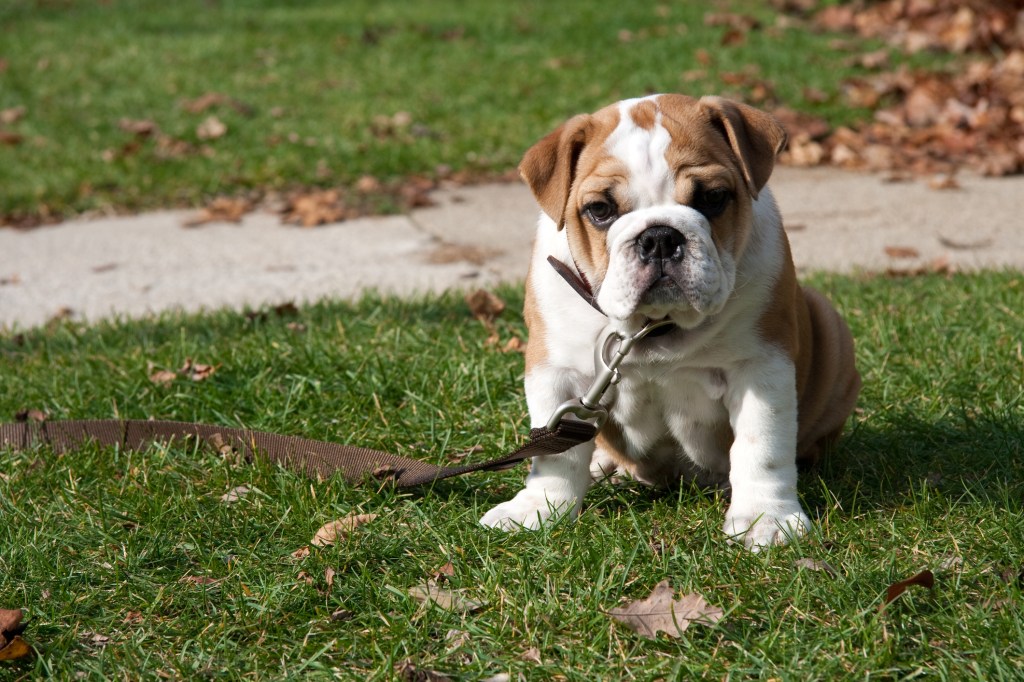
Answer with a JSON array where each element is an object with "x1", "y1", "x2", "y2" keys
[{"x1": 1, "y1": 0, "x2": 1021, "y2": 227}]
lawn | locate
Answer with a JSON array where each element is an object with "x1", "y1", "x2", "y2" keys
[
  {"x1": 0, "y1": 0, "x2": 942, "y2": 224},
  {"x1": 2, "y1": 273, "x2": 1023, "y2": 679}
]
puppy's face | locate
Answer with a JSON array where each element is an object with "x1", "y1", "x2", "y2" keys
[{"x1": 521, "y1": 95, "x2": 786, "y2": 330}]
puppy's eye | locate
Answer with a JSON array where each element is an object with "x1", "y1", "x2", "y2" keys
[
  {"x1": 694, "y1": 187, "x2": 733, "y2": 219},
  {"x1": 584, "y1": 200, "x2": 618, "y2": 228}
]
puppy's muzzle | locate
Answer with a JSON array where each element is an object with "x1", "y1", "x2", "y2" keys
[{"x1": 636, "y1": 226, "x2": 686, "y2": 266}]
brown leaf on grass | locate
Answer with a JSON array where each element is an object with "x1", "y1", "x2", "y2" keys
[
  {"x1": 330, "y1": 608, "x2": 354, "y2": 622},
  {"x1": 14, "y1": 408, "x2": 47, "y2": 423},
  {"x1": 607, "y1": 580, "x2": 723, "y2": 638},
  {"x1": 794, "y1": 557, "x2": 839, "y2": 578},
  {"x1": 465, "y1": 289, "x2": 505, "y2": 324},
  {"x1": 122, "y1": 611, "x2": 144, "y2": 625},
  {"x1": 790, "y1": 0, "x2": 1024, "y2": 179},
  {"x1": 408, "y1": 581, "x2": 484, "y2": 613},
  {"x1": 447, "y1": 444, "x2": 483, "y2": 464},
  {"x1": 196, "y1": 115, "x2": 227, "y2": 140},
  {"x1": 0, "y1": 131, "x2": 23, "y2": 146},
  {"x1": 501, "y1": 336, "x2": 525, "y2": 354},
  {"x1": 394, "y1": 659, "x2": 452, "y2": 682},
  {"x1": 0, "y1": 608, "x2": 30, "y2": 662},
  {"x1": 118, "y1": 118, "x2": 158, "y2": 137},
  {"x1": 883, "y1": 569, "x2": 935, "y2": 607},
  {"x1": 432, "y1": 561, "x2": 456, "y2": 583},
  {"x1": 0, "y1": 608, "x2": 26, "y2": 646},
  {"x1": 291, "y1": 546, "x2": 311, "y2": 560},
  {"x1": 0, "y1": 636, "x2": 32, "y2": 662},
  {"x1": 884, "y1": 245, "x2": 920, "y2": 259},
  {"x1": 311, "y1": 512, "x2": 378, "y2": 547},
  {"x1": 180, "y1": 575, "x2": 221, "y2": 587},
  {"x1": 324, "y1": 567, "x2": 337, "y2": 589},
  {"x1": 180, "y1": 358, "x2": 217, "y2": 382},
  {"x1": 0, "y1": 106, "x2": 26, "y2": 125},
  {"x1": 181, "y1": 92, "x2": 254, "y2": 116},
  {"x1": 81, "y1": 632, "x2": 111, "y2": 648},
  {"x1": 148, "y1": 369, "x2": 177, "y2": 386},
  {"x1": 220, "y1": 485, "x2": 251, "y2": 504},
  {"x1": 520, "y1": 647, "x2": 542, "y2": 664},
  {"x1": 184, "y1": 197, "x2": 251, "y2": 227}
]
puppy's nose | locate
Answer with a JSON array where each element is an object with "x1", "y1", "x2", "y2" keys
[{"x1": 636, "y1": 226, "x2": 685, "y2": 264}]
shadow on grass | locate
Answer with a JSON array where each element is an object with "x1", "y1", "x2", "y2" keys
[{"x1": 807, "y1": 409, "x2": 1024, "y2": 514}]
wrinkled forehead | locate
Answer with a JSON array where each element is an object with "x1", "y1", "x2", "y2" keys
[{"x1": 579, "y1": 95, "x2": 739, "y2": 199}]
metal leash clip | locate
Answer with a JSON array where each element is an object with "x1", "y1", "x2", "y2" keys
[{"x1": 546, "y1": 318, "x2": 675, "y2": 430}]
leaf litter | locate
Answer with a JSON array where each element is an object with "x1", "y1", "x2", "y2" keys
[
  {"x1": 310, "y1": 512, "x2": 378, "y2": 547},
  {"x1": 776, "y1": 0, "x2": 1024, "y2": 179},
  {"x1": 0, "y1": 608, "x2": 32, "y2": 662},
  {"x1": 607, "y1": 579, "x2": 724, "y2": 639}
]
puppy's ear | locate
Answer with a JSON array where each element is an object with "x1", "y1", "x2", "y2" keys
[
  {"x1": 699, "y1": 96, "x2": 786, "y2": 199},
  {"x1": 518, "y1": 114, "x2": 592, "y2": 229}
]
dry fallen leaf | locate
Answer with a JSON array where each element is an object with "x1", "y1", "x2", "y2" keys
[
  {"x1": 184, "y1": 197, "x2": 251, "y2": 227},
  {"x1": 13, "y1": 408, "x2": 47, "y2": 423},
  {"x1": 884, "y1": 245, "x2": 920, "y2": 259},
  {"x1": 122, "y1": 611, "x2": 144, "y2": 625},
  {"x1": 220, "y1": 485, "x2": 251, "y2": 504},
  {"x1": 311, "y1": 512, "x2": 378, "y2": 547},
  {"x1": 883, "y1": 569, "x2": 935, "y2": 607},
  {"x1": 148, "y1": 369, "x2": 177, "y2": 386},
  {"x1": 81, "y1": 632, "x2": 111, "y2": 648},
  {"x1": 394, "y1": 659, "x2": 451, "y2": 682},
  {"x1": 501, "y1": 336, "x2": 525, "y2": 354},
  {"x1": 180, "y1": 358, "x2": 217, "y2": 382},
  {"x1": 432, "y1": 561, "x2": 456, "y2": 583},
  {"x1": 0, "y1": 607, "x2": 31, "y2": 662},
  {"x1": 118, "y1": 118, "x2": 158, "y2": 137},
  {"x1": 180, "y1": 575, "x2": 221, "y2": 588},
  {"x1": 0, "y1": 636, "x2": 32, "y2": 662},
  {"x1": 196, "y1": 115, "x2": 227, "y2": 140},
  {"x1": 0, "y1": 607, "x2": 26, "y2": 645},
  {"x1": 291, "y1": 546, "x2": 311, "y2": 560},
  {"x1": 282, "y1": 189, "x2": 349, "y2": 227},
  {"x1": 408, "y1": 581, "x2": 484, "y2": 613},
  {"x1": 607, "y1": 580, "x2": 723, "y2": 638},
  {"x1": 0, "y1": 106, "x2": 26, "y2": 125},
  {"x1": 465, "y1": 289, "x2": 505, "y2": 324},
  {"x1": 794, "y1": 557, "x2": 839, "y2": 578}
]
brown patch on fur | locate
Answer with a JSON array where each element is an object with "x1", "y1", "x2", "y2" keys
[
  {"x1": 518, "y1": 114, "x2": 593, "y2": 227},
  {"x1": 696, "y1": 96, "x2": 787, "y2": 199},
  {"x1": 757, "y1": 237, "x2": 861, "y2": 466},
  {"x1": 629, "y1": 99, "x2": 658, "y2": 130},
  {"x1": 522, "y1": 260, "x2": 548, "y2": 374}
]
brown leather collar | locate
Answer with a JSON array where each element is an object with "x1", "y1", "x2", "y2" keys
[{"x1": 547, "y1": 255, "x2": 604, "y2": 315}]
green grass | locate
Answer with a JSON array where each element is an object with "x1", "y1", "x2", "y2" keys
[
  {"x1": 2, "y1": 272, "x2": 1022, "y2": 679},
  {"x1": 0, "y1": 0, "x2": 944, "y2": 223}
]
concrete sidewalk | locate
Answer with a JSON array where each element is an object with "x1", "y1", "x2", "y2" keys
[{"x1": 2, "y1": 167, "x2": 1023, "y2": 330}]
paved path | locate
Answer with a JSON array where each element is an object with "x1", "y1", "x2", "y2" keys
[{"x1": 2, "y1": 167, "x2": 1022, "y2": 330}]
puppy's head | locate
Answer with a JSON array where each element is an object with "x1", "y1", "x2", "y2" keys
[{"x1": 520, "y1": 95, "x2": 785, "y2": 330}]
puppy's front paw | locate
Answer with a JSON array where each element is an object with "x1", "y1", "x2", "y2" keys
[
  {"x1": 724, "y1": 505, "x2": 811, "y2": 551},
  {"x1": 479, "y1": 490, "x2": 580, "y2": 531}
]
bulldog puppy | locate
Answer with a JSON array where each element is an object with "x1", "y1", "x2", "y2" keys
[{"x1": 479, "y1": 94, "x2": 861, "y2": 548}]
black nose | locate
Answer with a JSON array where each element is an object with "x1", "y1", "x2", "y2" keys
[{"x1": 636, "y1": 226, "x2": 685, "y2": 264}]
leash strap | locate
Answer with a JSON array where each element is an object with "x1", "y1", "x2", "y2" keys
[
  {"x1": 0, "y1": 418, "x2": 597, "y2": 487},
  {"x1": 546, "y1": 255, "x2": 604, "y2": 314}
]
